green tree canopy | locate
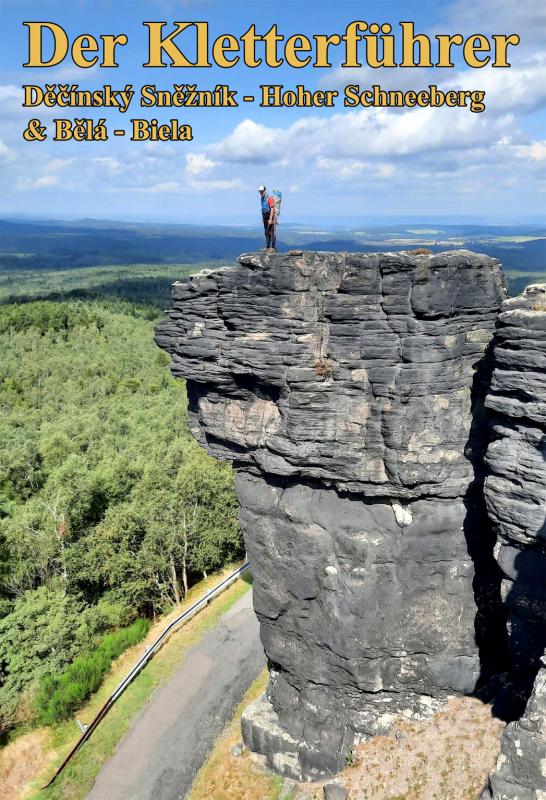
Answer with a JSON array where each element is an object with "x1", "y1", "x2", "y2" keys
[{"x1": 0, "y1": 300, "x2": 243, "y2": 731}]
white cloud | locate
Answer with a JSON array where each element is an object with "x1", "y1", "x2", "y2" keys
[
  {"x1": 147, "y1": 181, "x2": 182, "y2": 194},
  {"x1": 378, "y1": 163, "x2": 395, "y2": 178},
  {"x1": 515, "y1": 141, "x2": 546, "y2": 162},
  {"x1": 317, "y1": 156, "x2": 369, "y2": 177},
  {"x1": 185, "y1": 153, "x2": 215, "y2": 176},
  {"x1": 321, "y1": 67, "x2": 436, "y2": 93},
  {"x1": 315, "y1": 156, "x2": 395, "y2": 180},
  {"x1": 0, "y1": 83, "x2": 58, "y2": 122},
  {"x1": 0, "y1": 85, "x2": 23, "y2": 118},
  {"x1": 91, "y1": 157, "x2": 122, "y2": 173},
  {"x1": 209, "y1": 105, "x2": 510, "y2": 167},
  {"x1": 529, "y1": 143, "x2": 546, "y2": 162},
  {"x1": 47, "y1": 157, "x2": 75, "y2": 172},
  {"x1": 33, "y1": 175, "x2": 58, "y2": 189},
  {"x1": 322, "y1": 56, "x2": 546, "y2": 117},
  {"x1": 447, "y1": 56, "x2": 546, "y2": 114},
  {"x1": 141, "y1": 142, "x2": 177, "y2": 158},
  {"x1": 186, "y1": 177, "x2": 244, "y2": 192},
  {"x1": 0, "y1": 137, "x2": 16, "y2": 162},
  {"x1": 210, "y1": 119, "x2": 282, "y2": 164}
]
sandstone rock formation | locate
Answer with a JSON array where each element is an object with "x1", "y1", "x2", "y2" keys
[
  {"x1": 480, "y1": 284, "x2": 546, "y2": 799},
  {"x1": 155, "y1": 249, "x2": 507, "y2": 780},
  {"x1": 480, "y1": 652, "x2": 546, "y2": 800}
]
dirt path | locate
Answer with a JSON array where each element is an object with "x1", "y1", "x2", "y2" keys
[{"x1": 86, "y1": 590, "x2": 263, "y2": 800}]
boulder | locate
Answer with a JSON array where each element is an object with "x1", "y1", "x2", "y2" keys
[{"x1": 323, "y1": 783, "x2": 349, "y2": 799}]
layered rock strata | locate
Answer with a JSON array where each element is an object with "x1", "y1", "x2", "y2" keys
[
  {"x1": 480, "y1": 284, "x2": 546, "y2": 799},
  {"x1": 155, "y1": 250, "x2": 506, "y2": 780}
]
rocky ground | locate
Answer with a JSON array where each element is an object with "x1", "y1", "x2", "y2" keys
[
  {"x1": 293, "y1": 696, "x2": 504, "y2": 800},
  {"x1": 191, "y1": 691, "x2": 505, "y2": 800}
]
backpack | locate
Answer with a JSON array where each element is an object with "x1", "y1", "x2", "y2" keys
[{"x1": 271, "y1": 190, "x2": 282, "y2": 220}]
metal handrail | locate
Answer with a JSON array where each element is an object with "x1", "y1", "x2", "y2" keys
[{"x1": 42, "y1": 561, "x2": 251, "y2": 788}]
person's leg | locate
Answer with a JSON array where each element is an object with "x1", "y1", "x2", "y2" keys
[
  {"x1": 270, "y1": 223, "x2": 277, "y2": 250},
  {"x1": 262, "y1": 213, "x2": 270, "y2": 246}
]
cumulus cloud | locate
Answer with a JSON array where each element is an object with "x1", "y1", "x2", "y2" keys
[
  {"x1": 210, "y1": 119, "x2": 282, "y2": 164},
  {"x1": 209, "y1": 105, "x2": 512, "y2": 166},
  {"x1": 322, "y1": 56, "x2": 546, "y2": 116},
  {"x1": 185, "y1": 153, "x2": 216, "y2": 176},
  {"x1": 446, "y1": 56, "x2": 546, "y2": 114}
]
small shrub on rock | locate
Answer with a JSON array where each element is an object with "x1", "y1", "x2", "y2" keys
[{"x1": 314, "y1": 358, "x2": 333, "y2": 379}]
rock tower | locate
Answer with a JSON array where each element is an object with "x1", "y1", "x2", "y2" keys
[{"x1": 156, "y1": 249, "x2": 508, "y2": 779}]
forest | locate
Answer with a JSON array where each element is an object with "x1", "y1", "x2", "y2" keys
[{"x1": 0, "y1": 298, "x2": 243, "y2": 735}]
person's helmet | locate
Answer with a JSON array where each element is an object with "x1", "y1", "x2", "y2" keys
[{"x1": 258, "y1": 185, "x2": 266, "y2": 192}]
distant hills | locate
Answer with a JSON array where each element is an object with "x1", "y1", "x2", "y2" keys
[{"x1": 1, "y1": 217, "x2": 544, "y2": 299}]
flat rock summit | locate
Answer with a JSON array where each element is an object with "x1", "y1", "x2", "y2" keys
[{"x1": 155, "y1": 251, "x2": 545, "y2": 792}]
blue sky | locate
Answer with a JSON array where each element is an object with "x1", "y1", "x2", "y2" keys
[{"x1": 0, "y1": 0, "x2": 545, "y2": 224}]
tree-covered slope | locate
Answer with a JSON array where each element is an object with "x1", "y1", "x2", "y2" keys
[{"x1": 0, "y1": 300, "x2": 242, "y2": 732}]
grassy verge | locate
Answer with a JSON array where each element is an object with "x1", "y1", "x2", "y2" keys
[
  {"x1": 188, "y1": 670, "x2": 287, "y2": 800},
  {"x1": 35, "y1": 619, "x2": 151, "y2": 726},
  {"x1": 14, "y1": 565, "x2": 251, "y2": 800}
]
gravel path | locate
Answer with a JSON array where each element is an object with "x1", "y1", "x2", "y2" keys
[{"x1": 87, "y1": 589, "x2": 263, "y2": 800}]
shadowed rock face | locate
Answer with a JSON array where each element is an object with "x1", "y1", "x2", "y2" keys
[
  {"x1": 480, "y1": 284, "x2": 546, "y2": 800},
  {"x1": 484, "y1": 284, "x2": 546, "y2": 711},
  {"x1": 480, "y1": 653, "x2": 546, "y2": 800},
  {"x1": 155, "y1": 249, "x2": 507, "y2": 780}
]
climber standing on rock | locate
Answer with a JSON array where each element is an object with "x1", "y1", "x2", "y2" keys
[{"x1": 258, "y1": 185, "x2": 276, "y2": 252}]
